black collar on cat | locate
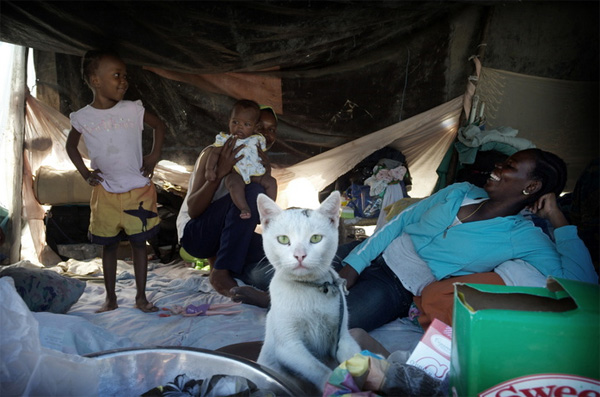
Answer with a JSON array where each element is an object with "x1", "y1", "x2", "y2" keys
[
  {"x1": 296, "y1": 280, "x2": 338, "y2": 295},
  {"x1": 295, "y1": 275, "x2": 347, "y2": 295}
]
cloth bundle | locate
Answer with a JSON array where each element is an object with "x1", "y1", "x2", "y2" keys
[
  {"x1": 323, "y1": 350, "x2": 448, "y2": 397},
  {"x1": 364, "y1": 164, "x2": 407, "y2": 197}
]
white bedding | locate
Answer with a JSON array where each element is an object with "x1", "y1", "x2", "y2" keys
[{"x1": 28, "y1": 258, "x2": 423, "y2": 357}]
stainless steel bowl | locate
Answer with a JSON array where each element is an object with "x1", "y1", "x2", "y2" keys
[{"x1": 85, "y1": 346, "x2": 306, "y2": 396}]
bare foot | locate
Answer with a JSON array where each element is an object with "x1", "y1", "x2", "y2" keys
[
  {"x1": 209, "y1": 268, "x2": 238, "y2": 297},
  {"x1": 135, "y1": 298, "x2": 159, "y2": 313},
  {"x1": 230, "y1": 286, "x2": 270, "y2": 308},
  {"x1": 239, "y1": 209, "x2": 251, "y2": 219},
  {"x1": 96, "y1": 298, "x2": 118, "y2": 313}
]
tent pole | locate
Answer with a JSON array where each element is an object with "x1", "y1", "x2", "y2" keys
[
  {"x1": 461, "y1": 4, "x2": 494, "y2": 126},
  {"x1": 2, "y1": 45, "x2": 26, "y2": 264},
  {"x1": 477, "y1": 5, "x2": 494, "y2": 60}
]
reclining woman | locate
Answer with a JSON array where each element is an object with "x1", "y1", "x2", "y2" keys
[{"x1": 334, "y1": 148, "x2": 598, "y2": 332}]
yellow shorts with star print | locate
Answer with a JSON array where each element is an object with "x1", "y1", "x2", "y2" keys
[{"x1": 89, "y1": 183, "x2": 159, "y2": 245}]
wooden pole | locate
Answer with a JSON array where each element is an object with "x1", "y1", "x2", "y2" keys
[{"x1": 2, "y1": 45, "x2": 26, "y2": 264}]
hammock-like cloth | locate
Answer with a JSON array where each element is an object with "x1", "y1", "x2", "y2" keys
[{"x1": 20, "y1": 92, "x2": 463, "y2": 264}]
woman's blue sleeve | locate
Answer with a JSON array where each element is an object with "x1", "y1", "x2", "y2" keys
[{"x1": 342, "y1": 185, "x2": 456, "y2": 273}]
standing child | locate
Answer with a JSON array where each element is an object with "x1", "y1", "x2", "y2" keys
[
  {"x1": 205, "y1": 99, "x2": 277, "y2": 219},
  {"x1": 66, "y1": 49, "x2": 166, "y2": 313}
]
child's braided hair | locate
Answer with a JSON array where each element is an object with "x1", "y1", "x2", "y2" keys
[{"x1": 81, "y1": 49, "x2": 121, "y2": 88}]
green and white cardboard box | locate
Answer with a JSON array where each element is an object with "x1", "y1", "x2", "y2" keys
[{"x1": 450, "y1": 277, "x2": 599, "y2": 397}]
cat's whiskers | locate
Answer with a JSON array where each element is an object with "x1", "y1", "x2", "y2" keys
[
  {"x1": 264, "y1": 266, "x2": 276, "y2": 276},
  {"x1": 257, "y1": 255, "x2": 277, "y2": 276}
]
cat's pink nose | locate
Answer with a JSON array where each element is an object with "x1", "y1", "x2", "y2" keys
[{"x1": 294, "y1": 249, "x2": 306, "y2": 264}]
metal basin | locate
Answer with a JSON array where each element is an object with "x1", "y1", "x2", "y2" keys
[{"x1": 85, "y1": 346, "x2": 306, "y2": 396}]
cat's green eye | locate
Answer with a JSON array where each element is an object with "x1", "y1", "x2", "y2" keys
[
  {"x1": 277, "y1": 235, "x2": 290, "y2": 245},
  {"x1": 310, "y1": 234, "x2": 323, "y2": 244}
]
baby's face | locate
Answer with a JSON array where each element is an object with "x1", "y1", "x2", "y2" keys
[
  {"x1": 229, "y1": 107, "x2": 259, "y2": 139},
  {"x1": 257, "y1": 111, "x2": 278, "y2": 148}
]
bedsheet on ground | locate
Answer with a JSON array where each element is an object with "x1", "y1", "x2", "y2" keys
[
  {"x1": 24, "y1": 258, "x2": 422, "y2": 357},
  {"x1": 65, "y1": 259, "x2": 268, "y2": 351}
]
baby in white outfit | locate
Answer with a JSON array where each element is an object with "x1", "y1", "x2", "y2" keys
[
  {"x1": 214, "y1": 132, "x2": 267, "y2": 183},
  {"x1": 205, "y1": 100, "x2": 277, "y2": 219}
]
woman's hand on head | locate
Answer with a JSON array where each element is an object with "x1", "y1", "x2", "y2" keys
[
  {"x1": 528, "y1": 192, "x2": 568, "y2": 228},
  {"x1": 339, "y1": 264, "x2": 359, "y2": 289},
  {"x1": 216, "y1": 137, "x2": 244, "y2": 180}
]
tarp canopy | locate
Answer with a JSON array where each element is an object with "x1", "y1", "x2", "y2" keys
[{"x1": 3, "y1": 1, "x2": 597, "y2": 166}]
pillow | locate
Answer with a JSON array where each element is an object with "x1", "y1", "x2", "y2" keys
[
  {"x1": 384, "y1": 197, "x2": 423, "y2": 222},
  {"x1": 0, "y1": 267, "x2": 86, "y2": 313}
]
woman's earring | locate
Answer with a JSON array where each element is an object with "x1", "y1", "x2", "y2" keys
[{"x1": 522, "y1": 189, "x2": 530, "y2": 196}]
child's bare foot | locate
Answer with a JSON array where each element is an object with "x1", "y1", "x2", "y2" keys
[
  {"x1": 230, "y1": 286, "x2": 270, "y2": 308},
  {"x1": 135, "y1": 298, "x2": 159, "y2": 313},
  {"x1": 239, "y1": 209, "x2": 251, "y2": 219},
  {"x1": 209, "y1": 268, "x2": 238, "y2": 297},
  {"x1": 96, "y1": 298, "x2": 118, "y2": 313}
]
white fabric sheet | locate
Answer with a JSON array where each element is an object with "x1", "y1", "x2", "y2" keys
[
  {"x1": 4, "y1": 259, "x2": 421, "y2": 359},
  {"x1": 64, "y1": 260, "x2": 268, "y2": 351}
]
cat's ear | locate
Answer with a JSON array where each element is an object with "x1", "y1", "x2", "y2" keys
[
  {"x1": 318, "y1": 191, "x2": 341, "y2": 226},
  {"x1": 257, "y1": 193, "x2": 282, "y2": 228}
]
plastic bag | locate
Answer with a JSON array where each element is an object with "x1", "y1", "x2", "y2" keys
[
  {"x1": 375, "y1": 183, "x2": 407, "y2": 231},
  {"x1": 380, "y1": 350, "x2": 449, "y2": 396},
  {"x1": 142, "y1": 373, "x2": 276, "y2": 396},
  {"x1": 323, "y1": 350, "x2": 388, "y2": 396},
  {"x1": 345, "y1": 184, "x2": 381, "y2": 219},
  {"x1": 324, "y1": 349, "x2": 449, "y2": 397},
  {"x1": 0, "y1": 277, "x2": 99, "y2": 396}
]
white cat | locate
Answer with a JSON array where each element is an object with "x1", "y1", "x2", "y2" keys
[{"x1": 256, "y1": 191, "x2": 361, "y2": 392}]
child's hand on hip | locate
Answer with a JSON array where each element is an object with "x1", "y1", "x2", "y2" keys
[
  {"x1": 141, "y1": 155, "x2": 159, "y2": 178},
  {"x1": 86, "y1": 169, "x2": 103, "y2": 186}
]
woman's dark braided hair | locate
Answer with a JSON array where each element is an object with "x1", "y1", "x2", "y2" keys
[
  {"x1": 525, "y1": 148, "x2": 568, "y2": 203},
  {"x1": 81, "y1": 49, "x2": 121, "y2": 88}
]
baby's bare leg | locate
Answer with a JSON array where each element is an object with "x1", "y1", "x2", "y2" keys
[
  {"x1": 262, "y1": 175, "x2": 278, "y2": 201},
  {"x1": 224, "y1": 173, "x2": 251, "y2": 219},
  {"x1": 250, "y1": 175, "x2": 277, "y2": 201}
]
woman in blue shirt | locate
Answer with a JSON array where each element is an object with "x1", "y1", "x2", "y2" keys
[{"x1": 336, "y1": 149, "x2": 598, "y2": 331}]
